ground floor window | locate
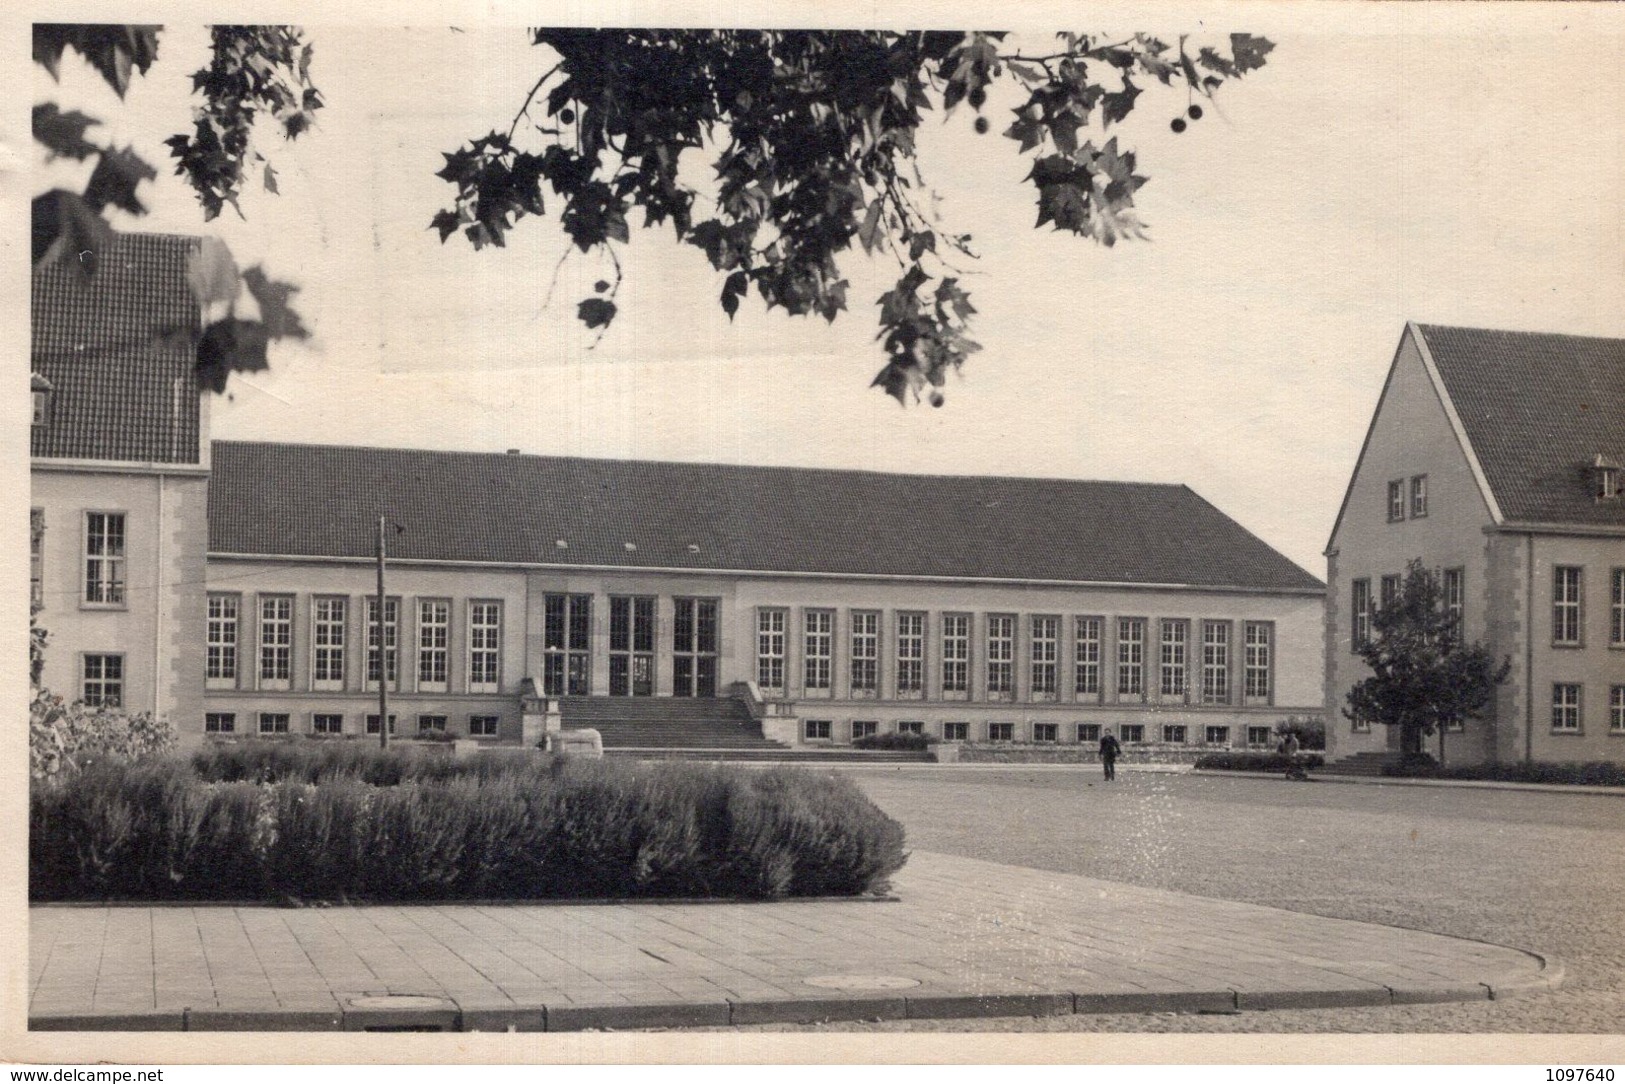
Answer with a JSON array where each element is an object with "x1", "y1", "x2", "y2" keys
[
  {"x1": 205, "y1": 712, "x2": 235, "y2": 734},
  {"x1": 1204, "y1": 725, "x2": 1230, "y2": 745},
  {"x1": 1246, "y1": 725, "x2": 1272, "y2": 746},
  {"x1": 1612, "y1": 686, "x2": 1625, "y2": 734},
  {"x1": 365, "y1": 714, "x2": 397, "y2": 735},
  {"x1": 942, "y1": 722, "x2": 968, "y2": 741},
  {"x1": 1162, "y1": 724, "x2": 1187, "y2": 744},
  {"x1": 1120, "y1": 724, "x2": 1145, "y2": 744},
  {"x1": 81, "y1": 654, "x2": 123, "y2": 708},
  {"x1": 804, "y1": 719, "x2": 831, "y2": 741},
  {"x1": 897, "y1": 720, "x2": 923, "y2": 736},
  {"x1": 312, "y1": 713, "x2": 343, "y2": 734},
  {"x1": 1033, "y1": 722, "x2": 1058, "y2": 742},
  {"x1": 988, "y1": 722, "x2": 1014, "y2": 742},
  {"x1": 1552, "y1": 684, "x2": 1581, "y2": 732},
  {"x1": 469, "y1": 714, "x2": 499, "y2": 737},
  {"x1": 1077, "y1": 723, "x2": 1101, "y2": 743},
  {"x1": 418, "y1": 714, "x2": 448, "y2": 734},
  {"x1": 258, "y1": 712, "x2": 290, "y2": 735},
  {"x1": 1351, "y1": 716, "x2": 1371, "y2": 733},
  {"x1": 851, "y1": 720, "x2": 877, "y2": 740}
]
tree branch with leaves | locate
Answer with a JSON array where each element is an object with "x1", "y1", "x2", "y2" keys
[
  {"x1": 430, "y1": 29, "x2": 1274, "y2": 404},
  {"x1": 32, "y1": 24, "x2": 315, "y2": 392}
]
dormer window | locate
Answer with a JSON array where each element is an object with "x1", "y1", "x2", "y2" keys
[
  {"x1": 1593, "y1": 455, "x2": 1622, "y2": 501},
  {"x1": 30, "y1": 373, "x2": 53, "y2": 427}
]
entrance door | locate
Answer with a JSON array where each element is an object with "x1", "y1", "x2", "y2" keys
[
  {"x1": 542, "y1": 593, "x2": 591, "y2": 696},
  {"x1": 673, "y1": 597, "x2": 719, "y2": 697},
  {"x1": 609, "y1": 596, "x2": 656, "y2": 696}
]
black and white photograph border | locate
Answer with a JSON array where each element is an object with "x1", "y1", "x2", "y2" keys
[{"x1": 7, "y1": 0, "x2": 1625, "y2": 1070}]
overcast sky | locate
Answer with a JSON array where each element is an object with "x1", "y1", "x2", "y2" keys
[{"x1": 32, "y1": 4, "x2": 1625, "y2": 576}]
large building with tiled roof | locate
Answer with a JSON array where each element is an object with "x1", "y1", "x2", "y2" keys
[
  {"x1": 1325, "y1": 323, "x2": 1625, "y2": 767},
  {"x1": 30, "y1": 232, "x2": 211, "y2": 727},
  {"x1": 199, "y1": 441, "x2": 1325, "y2": 748},
  {"x1": 35, "y1": 229, "x2": 1326, "y2": 752}
]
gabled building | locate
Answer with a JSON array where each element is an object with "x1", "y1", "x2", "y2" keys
[
  {"x1": 200, "y1": 442, "x2": 1326, "y2": 748},
  {"x1": 1325, "y1": 324, "x2": 1625, "y2": 765},
  {"x1": 30, "y1": 233, "x2": 212, "y2": 726}
]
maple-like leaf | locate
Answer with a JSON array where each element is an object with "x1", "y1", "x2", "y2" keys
[
  {"x1": 242, "y1": 265, "x2": 311, "y2": 340},
  {"x1": 1100, "y1": 77, "x2": 1140, "y2": 127},
  {"x1": 33, "y1": 104, "x2": 101, "y2": 161},
  {"x1": 196, "y1": 318, "x2": 270, "y2": 394},
  {"x1": 1230, "y1": 33, "x2": 1275, "y2": 74},
  {"x1": 82, "y1": 145, "x2": 157, "y2": 216},
  {"x1": 31, "y1": 189, "x2": 113, "y2": 271},
  {"x1": 577, "y1": 297, "x2": 617, "y2": 329}
]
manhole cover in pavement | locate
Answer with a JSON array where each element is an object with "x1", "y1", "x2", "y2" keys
[
  {"x1": 347, "y1": 995, "x2": 455, "y2": 1010},
  {"x1": 803, "y1": 975, "x2": 921, "y2": 990}
]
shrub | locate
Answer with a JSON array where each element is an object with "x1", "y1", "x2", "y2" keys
[
  {"x1": 30, "y1": 686, "x2": 176, "y2": 783},
  {"x1": 1193, "y1": 751, "x2": 1326, "y2": 773},
  {"x1": 1273, "y1": 715, "x2": 1326, "y2": 751},
  {"x1": 31, "y1": 748, "x2": 908, "y2": 902},
  {"x1": 1384, "y1": 759, "x2": 1625, "y2": 786},
  {"x1": 852, "y1": 731, "x2": 935, "y2": 751}
]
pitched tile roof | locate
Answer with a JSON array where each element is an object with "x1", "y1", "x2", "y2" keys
[
  {"x1": 208, "y1": 441, "x2": 1323, "y2": 591},
  {"x1": 31, "y1": 232, "x2": 203, "y2": 465},
  {"x1": 1417, "y1": 325, "x2": 1625, "y2": 527}
]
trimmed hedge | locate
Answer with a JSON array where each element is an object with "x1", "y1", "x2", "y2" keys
[
  {"x1": 1383, "y1": 757, "x2": 1625, "y2": 786},
  {"x1": 852, "y1": 732, "x2": 935, "y2": 751},
  {"x1": 1193, "y1": 751, "x2": 1325, "y2": 773},
  {"x1": 31, "y1": 747, "x2": 907, "y2": 902}
]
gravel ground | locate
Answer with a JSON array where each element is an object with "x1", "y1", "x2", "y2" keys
[{"x1": 719, "y1": 768, "x2": 1625, "y2": 1034}]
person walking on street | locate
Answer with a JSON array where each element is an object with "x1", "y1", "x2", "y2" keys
[
  {"x1": 1098, "y1": 730, "x2": 1122, "y2": 781},
  {"x1": 1280, "y1": 731, "x2": 1305, "y2": 780}
]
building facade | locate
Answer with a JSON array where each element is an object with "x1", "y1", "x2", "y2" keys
[
  {"x1": 33, "y1": 229, "x2": 1326, "y2": 753},
  {"x1": 200, "y1": 442, "x2": 1325, "y2": 748},
  {"x1": 30, "y1": 233, "x2": 211, "y2": 729},
  {"x1": 1325, "y1": 324, "x2": 1625, "y2": 765}
]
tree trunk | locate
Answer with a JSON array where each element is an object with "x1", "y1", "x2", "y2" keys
[
  {"x1": 1400, "y1": 721, "x2": 1423, "y2": 756},
  {"x1": 1438, "y1": 724, "x2": 1446, "y2": 767}
]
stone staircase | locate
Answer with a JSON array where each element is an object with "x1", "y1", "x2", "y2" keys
[
  {"x1": 559, "y1": 696, "x2": 785, "y2": 751},
  {"x1": 557, "y1": 696, "x2": 937, "y2": 763},
  {"x1": 1316, "y1": 751, "x2": 1399, "y2": 777}
]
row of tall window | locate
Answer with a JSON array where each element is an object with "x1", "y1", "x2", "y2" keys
[
  {"x1": 29, "y1": 509, "x2": 127, "y2": 608},
  {"x1": 1353, "y1": 566, "x2": 1624, "y2": 650},
  {"x1": 207, "y1": 593, "x2": 504, "y2": 695},
  {"x1": 205, "y1": 592, "x2": 726, "y2": 698},
  {"x1": 1350, "y1": 567, "x2": 1464, "y2": 650},
  {"x1": 1553, "y1": 566, "x2": 1625, "y2": 648},
  {"x1": 1550, "y1": 684, "x2": 1625, "y2": 735},
  {"x1": 755, "y1": 609, "x2": 1275, "y2": 705},
  {"x1": 802, "y1": 718, "x2": 1281, "y2": 746}
]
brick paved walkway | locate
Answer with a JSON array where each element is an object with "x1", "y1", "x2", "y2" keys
[{"x1": 28, "y1": 851, "x2": 1560, "y2": 1031}]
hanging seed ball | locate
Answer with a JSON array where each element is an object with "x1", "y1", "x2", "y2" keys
[{"x1": 1188, "y1": 103, "x2": 1204, "y2": 120}]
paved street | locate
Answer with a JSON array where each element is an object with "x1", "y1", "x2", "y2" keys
[
  {"x1": 29, "y1": 846, "x2": 1553, "y2": 1032},
  {"x1": 815, "y1": 767, "x2": 1625, "y2": 1033}
]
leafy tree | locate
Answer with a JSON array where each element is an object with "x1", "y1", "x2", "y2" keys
[
  {"x1": 1344, "y1": 559, "x2": 1510, "y2": 763},
  {"x1": 433, "y1": 30, "x2": 1274, "y2": 403},
  {"x1": 32, "y1": 24, "x2": 316, "y2": 391},
  {"x1": 34, "y1": 25, "x2": 1274, "y2": 404}
]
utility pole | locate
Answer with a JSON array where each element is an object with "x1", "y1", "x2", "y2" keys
[{"x1": 377, "y1": 513, "x2": 389, "y2": 749}]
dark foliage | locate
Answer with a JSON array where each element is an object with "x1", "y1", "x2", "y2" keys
[
  {"x1": 1383, "y1": 757, "x2": 1625, "y2": 786},
  {"x1": 32, "y1": 745, "x2": 907, "y2": 902},
  {"x1": 1193, "y1": 751, "x2": 1326, "y2": 773},
  {"x1": 852, "y1": 731, "x2": 936, "y2": 751}
]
